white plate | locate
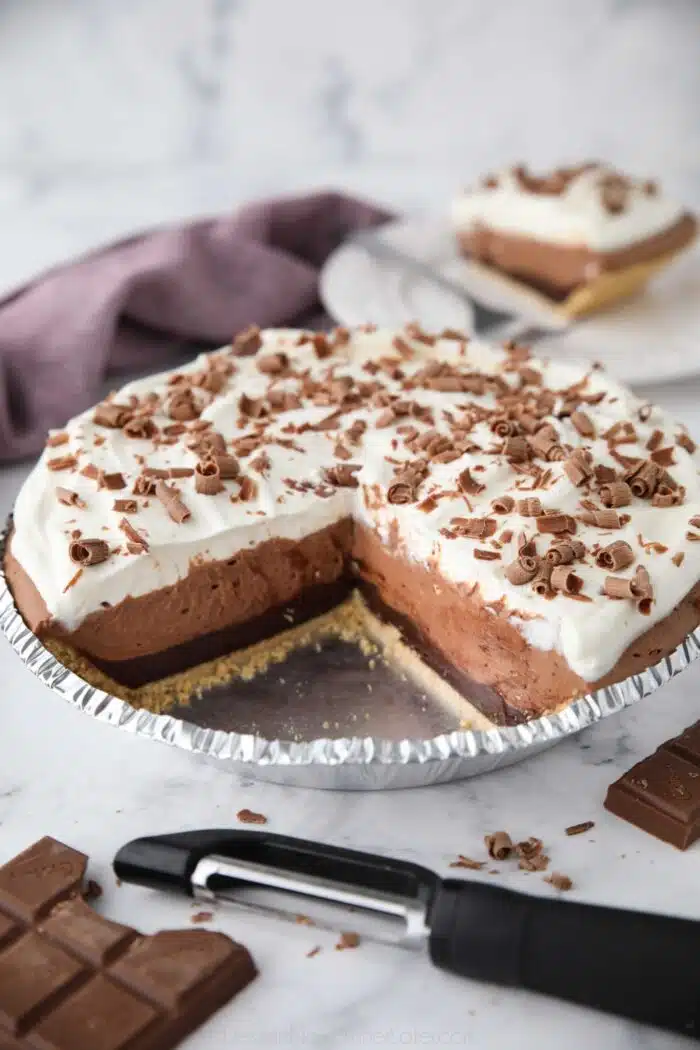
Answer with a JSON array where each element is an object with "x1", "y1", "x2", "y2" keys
[{"x1": 320, "y1": 217, "x2": 700, "y2": 388}]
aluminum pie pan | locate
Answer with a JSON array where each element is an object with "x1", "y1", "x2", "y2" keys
[{"x1": 2, "y1": 554, "x2": 700, "y2": 790}]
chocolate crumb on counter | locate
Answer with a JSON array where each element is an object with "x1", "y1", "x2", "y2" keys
[
  {"x1": 82, "y1": 878, "x2": 103, "y2": 902},
  {"x1": 545, "y1": 872, "x2": 573, "y2": 891},
  {"x1": 565, "y1": 821, "x2": 595, "y2": 837},
  {"x1": 191, "y1": 910, "x2": 215, "y2": 924},
  {"x1": 237, "y1": 808, "x2": 268, "y2": 825},
  {"x1": 449, "y1": 855, "x2": 485, "y2": 871},
  {"x1": 306, "y1": 945, "x2": 322, "y2": 958},
  {"x1": 336, "y1": 931, "x2": 360, "y2": 950}
]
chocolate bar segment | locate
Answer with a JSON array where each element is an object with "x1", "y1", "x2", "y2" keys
[
  {"x1": 0, "y1": 836, "x2": 257, "y2": 1048},
  {"x1": 605, "y1": 720, "x2": 700, "y2": 848}
]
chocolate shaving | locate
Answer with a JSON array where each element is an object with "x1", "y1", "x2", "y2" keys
[
  {"x1": 474, "y1": 548, "x2": 501, "y2": 561},
  {"x1": 627, "y1": 460, "x2": 663, "y2": 499},
  {"x1": 62, "y1": 567, "x2": 83, "y2": 592},
  {"x1": 211, "y1": 454, "x2": 240, "y2": 479},
  {"x1": 47, "y1": 455, "x2": 78, "y2": 472},
  {"x1": 46, "y1": 431, "x2": 69, "y2": 447},
  {"x1": 238, "y1": 393, "x2": 267, "y2": 419},
  {"x1": 233, "y1": 324, "x2": 263, "y2": 356},
  {"x1": 603, "y1": 576, "x2": 637, "y2": 600},
  {"x1": 570, "y1": 410, "x2": 595, "y2": 438},
  {"x1": 69, "y1": 538, "x2": 110, "y2": 566},
  {"x1": 155, "y1": 480, "x2": 191, "y2": 523},
  {"x1": 119, "y1": 518, "x2": 149, "y2": 552},
  {"x1": 189, "y1": 430, "x2": 227, "y2": 457},
  {"x1": 56, "y1": 487, "x2": 86, "y2": 508},
  {"x1": 113, "y1": 499, "x2": 137, "y2": 513},
  {"x1": 257, "y1": 351, "x2": 289, "y2": 375},
  {"x1": 457, "y1": 468, "x2": 485, "y2": 496},
  {"x1": 323, "y1": 464, "x2": 361, "y2": 488},
  {"x1": 595, "y1": 540, "x2": 634, "y2": 570},
  {"x1": 166, "y1": 389, "x2": 200, "y2": 421},
  {"x1": 563, "y1": 449, "x2": 593, "y2": 487},
  {"x1": 502, "y1": 436, "x2": 530, "y2": 462},
  {"x1": 195, "y1": 459, "x2": 225, "y2": 495},
  {"x1": 676, "y1": 430, "x2": 697, "y2": 454},
  {"x1": 93, "y1": 402, "x2": 133, "y2": 428},
  {"x1": 99, "y1": 471, "x2": 126, "y2": 491},
  {"x1": 532, "y1": 563, "x2": 553, "y2": 597},
  {"x1": 236, "y1": 475, "x2": 258, "y2": 502},
  {"x1": 672, "y1": 552, "x2": 685, "y2": 567},
  {"x1": 451, "y1": 517, "x2": 497, "y2": 539},
  {"x1": 133, "y1": 474, "x2": 156, "y2": 496},
  {"x1": 123, "y1": 417, "x2": 158, "y2": 439}
]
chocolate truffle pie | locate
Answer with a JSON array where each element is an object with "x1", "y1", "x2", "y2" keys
[{"x1": 6, "y1": 324, "x2": 700, "y2": 726}]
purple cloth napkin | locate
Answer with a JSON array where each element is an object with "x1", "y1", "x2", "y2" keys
[{"x1": 0, "y1": 191, "x2": 390, "y2": 461}]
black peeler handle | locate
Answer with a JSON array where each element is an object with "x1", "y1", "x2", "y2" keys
[{"x1": 430, "y1": 880, "x2": 700, "y2": 1038}]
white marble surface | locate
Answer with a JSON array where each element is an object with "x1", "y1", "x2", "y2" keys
[{"x1": 2, "y1": 0, "x2": 700, "y2": 1045}]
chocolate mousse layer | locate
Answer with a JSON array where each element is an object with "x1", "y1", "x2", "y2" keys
[
  {"x1": 5, "y1": 519, "x2": 354, "y2": 685},
  {"x1": 9, "y1": 518, "x2": 700, "y2": 723},
  {"x1": 458, "y1": 212, "x2": 697, "y2": 299}
]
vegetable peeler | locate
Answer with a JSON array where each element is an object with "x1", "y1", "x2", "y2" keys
[{"x1": 115, "y1": 829, "x2": 700, "y2": 1037}]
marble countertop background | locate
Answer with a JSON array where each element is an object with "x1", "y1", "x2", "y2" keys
[{"x1": 1, "y1": 2, "x2": 700, "y2": 1047}]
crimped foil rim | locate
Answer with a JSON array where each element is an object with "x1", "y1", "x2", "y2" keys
[{"x1": 2, "y1": 527, "x2": 699, "y2": 770}]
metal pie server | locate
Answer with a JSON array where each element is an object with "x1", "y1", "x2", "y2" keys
[{"x1": 115, "y1": 829, "x2": 700, "y2": 1038}]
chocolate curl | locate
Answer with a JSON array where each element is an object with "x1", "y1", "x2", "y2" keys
[
  {"x1": 518, "y1": 497, "x2": 543, "y2": 517},
  {"x1": 93, "y1": 402, "x2": 133, "y2": 428},
  {"x1": 676, "y1": 430, "x2": 697, "y2": 454},
  {"x1": 563, "y1": 449, "x2": 593, "y2": 487},
  {"x1": 550, "y1": 566, "x2": 584, "y2": 595},
  {"x1": 595, "y1": 540, "x2": 634, "y2": 571},
  {"x1": 485, "y1": 832, "x2": 513, "y2": 860},
  {"x1": 652, "y1": 484, "x2": 685, "y2": 508},
  {"x1": 536, "y1": 513, "x2": 575, "y2": 535},
  {"x1": 155, "y1": 480, "x2": 192, "y2": 523},
  {"x1": 545, "y1": 540, "x2": 580, "y2": 565},
  {"x1": 387, "y1": 480, "x2": 416, "y2": 505},
  {"x1": 195, "y1": 460, "x2": 225, "y2": 495},
  {"x1": 603, "y1": 575, "x2": 637, "y2": 599},
  {"x1": 491, "y1": 495, "x2": 515, "y2": 514},
  {"x1": 594, "y1": 464, "x2": 617, "y2": 485},
  {"x1": 502, "y1": 436, "x2": 530, "y2": 462},
  {"x1": 632, "y1": 565, "x2": 654, "y2": 614},
  {"x1": 504, "y1": 555, "x2": 539, "y2": 586},
  {"x1": 491, "y1": 417, "x2": 520, "y2": 438},
  {"x1": 113, "y1": 499, "x2": 137, "y2": 513},
  {"x1": 212, "y1": 455, "x2": 240, "y2": 480},
  {"x1": 451, "y1": 517, "x2": 497, "y2": 539},
  {"x1": 532, "y1": 564, "x2": 553, "y2": 597},
  {"x1": 570, "y1": 410, "x2": 595, "y2": 438},
  {"x1": 69, "y1": 539, "x2": 110, "y2": 566},
  {"x1": 47, "y1": 455, "x2": 78, "y2": 472},
  {"x1": 627, "y1": 460, "x2": 663, "y2": 498},
  {"x1": 56, "y1": 487, "x2": 86, "y2": 508},
  {"x1": 122, "y1": 417, "x2": 158, "y2": 440},
  {"x1": 119, "y1": 517, "x2": 149, "y2": 552},
  {"x1": 598, "y1": 480, "x2": 631, "y2": 508},
  {"x1": 578, "y1": 508, "x2": 623, "y2": 529},
  {"x1": 166, "y1": 389, "x2": 200, "y2": 421},
  {"x1": 189, "y1": 430, "x2": 227, "y2": 457}
]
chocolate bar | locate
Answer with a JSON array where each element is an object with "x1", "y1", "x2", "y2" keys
[
  {"x1": 604, "y1": 720, "x2": 700, "y2": 849},
  {"x1": 0, "y1": 836, "x2": 256, "y2": 1048}
]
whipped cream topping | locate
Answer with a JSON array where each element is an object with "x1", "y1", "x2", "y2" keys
[
  {"x1": 11, "y1": 324, "x2": 700, "y2": 683},
  {"x1": 452, "y1": 163, "x2": 686, "y2": 253}
]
